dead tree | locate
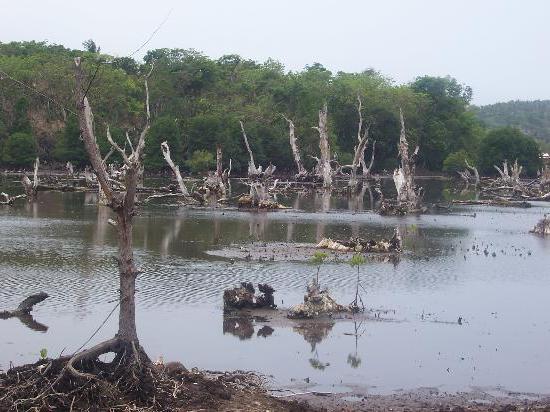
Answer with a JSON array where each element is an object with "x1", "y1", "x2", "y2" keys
[
  {"x1": 393, "y1": 109, "x2": 422, "y2": 210},
  {"x1": 348, "y1": 96, "x2": 373, "y2": 189},
  {"x1": 540, "y1": 165, "x2": 550, "y2": 191},
  {"x1": 361, "y1": 140, "x2": 376, "y2": 178},
  {"x1": 282, "y1": 115, "x2": 307, "y2": 178},
  {"x1": 239, "y1": 120, "x2": 275, "y2": 179},
  {"x1": 494, "y1": 159, "x2": 522, "y2": 187},
  {"x1": 201, "y1": 144, "x2": 227, "y2": 197},
  {"x1": 66, "y1": 161, "x2": 74, "y2": 176},
  {"x1": 21, "y1": 157, "x2": 39, "y2": 202},
  {"x1": 73, "y1": 56, "x2": 152, "y2": 379},
  {"x1": 312, "y1": 103, "x2": 332, "y2": 188},
  {"x1": 160, "y1": 141, "x2": 190, "y2": 196}
]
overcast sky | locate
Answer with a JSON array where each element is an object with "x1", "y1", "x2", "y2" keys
[{"x1": 2, "y1": 0, "x2": 548, "y2": 105}]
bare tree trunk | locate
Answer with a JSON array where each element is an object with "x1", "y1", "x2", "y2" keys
[
  {"x1": 313, "y1": 103, "x2": 332, "y2": 188},
  {"x1": 74, "y1": 56, "x2": 151, "y2": 349},
  {"x1": 161, "y1": 141, "x2": 190, "y2": 196},
  {"x1": 216, "y1": 144, "x2": 223, "y2": 177},
  {"x1": 349, "y1": 96, "x2": 370, "y2": 189},
  {"x1": 362, "y1": 140, "x2": 376, "y2": 177},
  {"x1": 21, "y1": 157, "x2": 39, "y2": 202},
  {"x1": 283, "y1": 115, "x2": 306, "y2": 177},
  {"x1": 465, "y1": 159, "x2": 480, "y2": 186},
  {"x1": 240, "y1": 120, "x2": 261, "y2": 177},
  {"x1": 394, "y1": 109, "x2": 421, "y2": 209}
]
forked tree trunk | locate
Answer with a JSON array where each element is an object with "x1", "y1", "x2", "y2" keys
[
  {"x1": 21, "y1": 157, "x2": 39, "y2": 202},
  {"x1": 314, "y1": 103, "x2": 332, "y2": 188},
  {"x1": 465, "y1": 159, "x2": 480, "y2": 186},
  {"x1": 74, "y1": 57, "x2": 151, "y2": 345},
  {"x1": 349, "y1": 96, "x2": 370, "y2": 189}
]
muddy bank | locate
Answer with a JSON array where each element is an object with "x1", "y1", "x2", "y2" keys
[
  {"x1": 286, "y1": 386, "x2": 550, "y2": 411},
  {"x1": 207, "y1": 241, "x2": 400, "y2": 263}
]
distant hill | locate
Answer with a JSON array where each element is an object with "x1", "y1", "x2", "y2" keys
[{"x1": 473, "y1": 100, "x2": 550, "y2": 143}]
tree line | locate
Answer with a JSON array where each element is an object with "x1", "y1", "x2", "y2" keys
[{"x1": 0, "y1": 41, "x2": 543, "y2": 176}]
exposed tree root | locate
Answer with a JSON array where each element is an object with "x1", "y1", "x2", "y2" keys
[{"x1": 0, "y1": 346, "x2": 314, "y2": 411}]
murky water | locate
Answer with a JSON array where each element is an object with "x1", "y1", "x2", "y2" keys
[{"x1": 1, "y1": 176, "x2": 550, "y2": 397}]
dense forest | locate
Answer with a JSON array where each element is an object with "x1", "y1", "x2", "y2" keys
[
  {"x1": 474, "y1": 100, "x2": 550, "y2": 145},
  {"x1": 0, "y1": 41, "x2": 543, "y2": 176}
]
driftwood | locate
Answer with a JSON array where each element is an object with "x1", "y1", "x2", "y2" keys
[
  {"x1": 21, "y1": 157, "x2": 39, "y2": 202},
  {"x1": 316, "y1": 228, "x2": 402, "y2": 253},
  {"x1": 531, "y1": 215, "x2": 550, "y2": 235},
  {"x1": 223, "y1": 282, "x2": 277, "y2": 311},
  {"x1": 0, "y1": 292, "x2": 49, "y2": 332},
  {"x1": 0, "y1": 192, "x2": 26, "y2": 205}
]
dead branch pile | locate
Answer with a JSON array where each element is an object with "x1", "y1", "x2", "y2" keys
[
  {"x1": 0, "y1": 357, "x2": 308, "y2": 411},
  {"x1": 316, "y1": 228, "x2": 402, "y2": 253},
  {"x1": 531, "y1": 215, "x2": 550, "y2": 236}
]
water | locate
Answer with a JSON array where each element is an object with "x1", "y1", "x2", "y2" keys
[{"x1": 1, "y1": 177, "x2": 550, "y2": 397}]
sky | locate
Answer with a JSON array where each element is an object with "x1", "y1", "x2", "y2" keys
[{"x1": 1, "y1": 0, "x2": 548, "y2": 105}]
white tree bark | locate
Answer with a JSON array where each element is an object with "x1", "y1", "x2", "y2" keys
[
  {"x1": 349, "y1": 96, "x2": 371, "y2": 189},
  {"x1": 465, "y1": 159, "x2": 480, "y2": 186},
  {"x1": 240, "y1": 120, "x2": 261, "y2": 177},
  {"x1": 313, "y1": 103, "x2": 332, "y2": 188},
  {"x1": 394, "y1": 109, "x2": 421, "y2": 208},
  {"x1": 21, "y1": 157, "x2": 39, "y2": 202},
  {"x1": 283, "y1": 115, "x2": 307, "y2": 177},
  {"x1": 160, "y1": 141, "x2": 190, "y2": 196}
]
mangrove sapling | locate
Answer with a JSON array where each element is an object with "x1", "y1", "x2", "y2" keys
[
  {"x1": 310, "y1": 251, "x2": 328, "y2": 284},
  {"x1": 349, "y1": 254, "x2": 366, "y2": 313}
]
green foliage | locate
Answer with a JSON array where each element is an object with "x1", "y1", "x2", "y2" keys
[
  {"x1": 0, "y1": 41, "x2": 542, "y2": 175},
  {"x1": 349, "y1": 253, "x2": 366, "y2": 267},
  {"x1": 185, "y1": 150, "x2": 214, "y2": 174},
  {"x1": 144, "y1": 116, "x2": 183, "y2": 169},
  {"x1": 310, "y1": 251, "x2": 328, "y2": 265},
  {"x1": 478, "y1": 127, "x2": 541, "y2": 176},
  {"x1": 53, "y1": 117, "x2": 87, "y2": 166},
  {"x1": 474, "y1": 100, "x2": 550, "y2": 143},
  {"x1": 411, "y1": 76, "x2": 481, "y2": 170},
  {"x1": 442, "y1": 150, "x2": 473, "y2": 173},
  {"x1": 39, "y1": 348, "x2": 48, "y2": 360},
  {"x1": 2, "y1": 132, "x2": 37, "y2": 166}
]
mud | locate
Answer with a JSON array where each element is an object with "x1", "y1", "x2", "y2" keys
[{"x1": 207, "y1": 241, "x2": 401, "y2": 263}]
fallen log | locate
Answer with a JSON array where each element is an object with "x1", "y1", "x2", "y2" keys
[{"x1": 0, "y1": 292, "x2": 49, "y2": 317}]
